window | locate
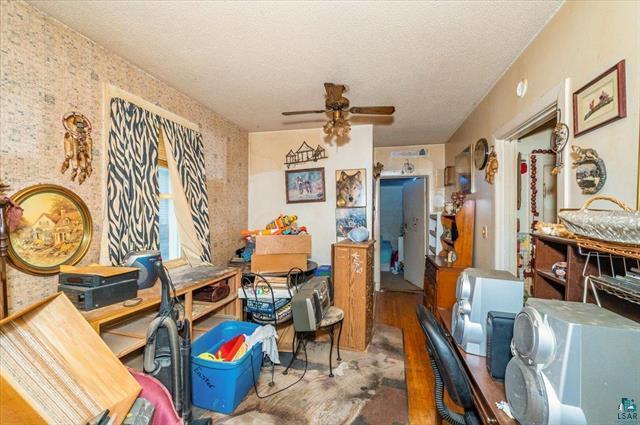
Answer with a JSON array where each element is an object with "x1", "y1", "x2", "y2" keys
[{"x1": 158, "y1": 133, "x2": 181, "y2": 261}]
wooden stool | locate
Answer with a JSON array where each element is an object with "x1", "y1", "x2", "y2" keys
[{"x1": 283, "y1": 306, "x2": 344, "y2": 377}]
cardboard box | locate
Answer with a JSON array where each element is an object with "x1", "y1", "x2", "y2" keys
[
  {"x1": 255, "y1": 234, "x2": 312, "y2": 255},
  {"x1": 251, "y1": 253, "x2": 308, "y2": 273}
]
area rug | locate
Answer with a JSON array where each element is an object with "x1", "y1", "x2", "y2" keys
[
  {"x1": 195, "y1": 324, "x2": 408, "y2": 425},
  {"x1": 380, "y1": 272, "x2": 422, "y2": 293}
]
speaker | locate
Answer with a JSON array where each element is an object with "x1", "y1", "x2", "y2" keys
[
  {"x1": 505, "y1": 298, "x2": 640, "y2": 425},
  {"x1": 485, "y1": 311, "x2": 515, "y2": 380}
]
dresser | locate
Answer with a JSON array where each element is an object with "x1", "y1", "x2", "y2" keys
[
  {"x1": 424, "y1": 254, "x2": 465, "y2": 312},
  {"x1": 332, "y1": 240, "x2": 375, "y2": 351}
]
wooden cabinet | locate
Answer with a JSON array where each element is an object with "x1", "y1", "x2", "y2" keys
[
  {"x1": 532, "y1": 234, "x2": 639, "y2": 322},
  {"x1": 332, "y1": 240, "x2": 375, "y2": 351},
  {"x1": 424, "y1": 199, "x2": 475, "y2": 312},
  {"x1": 424, "y1": 255, "x2": 465, "y2": 312}
]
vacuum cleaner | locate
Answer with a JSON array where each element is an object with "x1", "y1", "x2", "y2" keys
[{"x1": 143, "y1": 261, "x2": 211, "y2": 425}]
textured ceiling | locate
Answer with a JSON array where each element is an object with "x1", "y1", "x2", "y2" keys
[{"x1": 29, "y1": 1, "x2": 562, "y2": 146}]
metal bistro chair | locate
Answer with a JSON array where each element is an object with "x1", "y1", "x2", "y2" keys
[
  {"x1": 416, "y1": 305, "x2": 481, "y2": 425},
  {"x1": 283, "y1": 274, "x2": 343, "y2": 378}
]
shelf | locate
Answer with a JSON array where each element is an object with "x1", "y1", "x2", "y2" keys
[
  {"x1": 536, "y1": 270, "x2": 567, "y2": 286},
  {"x1": 192, "y1": 293, "x2": 238, "y2": 320},
  {"x1": 193, "y1": 313, "x2": 236, "y2": 331},
  {"x1": 101, "y1": 332, "x2": 146, "y2": 358}
]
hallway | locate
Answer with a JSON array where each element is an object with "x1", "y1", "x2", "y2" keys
[{"x1": 375, "y1": 291, "x2": 437, "y2": 424}]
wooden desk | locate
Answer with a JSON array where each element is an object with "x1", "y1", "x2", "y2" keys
[
  {"x1": 436, "y1": 307, "x2": 516, "y2": 425},
  {"x1": 81, "y1": 265, "x2": 242, "y2": 358}
]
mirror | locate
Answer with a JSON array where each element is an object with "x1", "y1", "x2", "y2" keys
[{"x1": 455, "y1": 145, "x2": 475, "y2": 194}]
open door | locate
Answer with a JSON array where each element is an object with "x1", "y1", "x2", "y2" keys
[{"x1": 402, "y1": 178, "x2": 426, "y2": 288}]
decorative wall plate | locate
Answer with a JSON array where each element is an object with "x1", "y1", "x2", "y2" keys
[
  {"x1": 8, "y1": 184, "x2": 92, "y2": 275},
  {"x1": 572, "y1": 146, "x2": 607, "y2": 194},
  {"x1": 474, "y1": 138, "x2": 489, "y2": 170}
]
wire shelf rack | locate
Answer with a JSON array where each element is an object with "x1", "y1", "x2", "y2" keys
[{"x1": 577, "y1": 246, "x2": 640, "y2": 306}]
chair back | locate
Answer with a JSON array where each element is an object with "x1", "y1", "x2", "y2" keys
[{"x1": 416, "y1": 305, "x2": 475, "y2": 410}]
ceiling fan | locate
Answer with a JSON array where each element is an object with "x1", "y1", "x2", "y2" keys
[{"x1": 282, "y1": 83, "x2": 395, "y2": 137}]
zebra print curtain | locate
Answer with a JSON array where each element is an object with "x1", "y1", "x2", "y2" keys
[
  {"x1": 106, "y1": 98, "x2": 160, "y2": 264},
  {"x1": 161, "y1": 120, "x2": 212, "y2": 262}
]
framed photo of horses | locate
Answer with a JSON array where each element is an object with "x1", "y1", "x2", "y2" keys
[{"x1": 285, "y1": 167, "x2": 326, "y2": 203}]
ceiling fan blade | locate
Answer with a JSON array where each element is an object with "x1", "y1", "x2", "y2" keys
[
  {"x1": 324, "y1": 82, "x2": 347, "y2": 103},
  {"x1": 349, "y1": 106, "x2": 396, "y2": 115},
  {"x1": 282, "y1": 110, "x2": 328, "y2": 116}
]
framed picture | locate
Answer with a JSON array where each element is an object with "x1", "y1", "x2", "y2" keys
[
  {"x1": 336, "y1": 168, "x2": 366, "y2": 207},
  {"x1": 285, "y1": 167, "x2": 326, "y2": 203},
  {"x1": 573, "y1": 60, "x2": 626, "y2": 137},
  {"x1": 336, "y1": 207, "x2": 366, "y2": 238},
  {"x1": 8, "y1": 184, "x2": 92, "y2": 275},
  {"x1": 444, "y1": 166, "x2": 455, "y2": 186}
]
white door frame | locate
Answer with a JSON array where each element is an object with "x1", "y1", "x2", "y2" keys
[{"x1": 493, "y1": 78, "x2": 572, "y2": 272}]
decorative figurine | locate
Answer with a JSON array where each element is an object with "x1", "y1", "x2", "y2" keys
[
  {"x1": 61, "y1": 111, "x2": 93, "y2": 184},
  {"x1": 572, "y1": 145, "x2": 607, "y2": 194},
  {"x1": 550, "y1": 121, "x2": 570, "y2": 175},
  {"x1": 485, "y1": 148, "x2": 499, "y2": 184}
]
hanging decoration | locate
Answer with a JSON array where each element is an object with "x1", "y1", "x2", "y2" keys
[
  {"x1": 550, "y1": 108, "x2": 570, "y2": 175},
  {"x1": 284, "y1": 141, "x2": 328, "y2": 169},
  {"x1": 572, "y1": 146, "x2": 607, "y2": 194},
  {"x1": 61, "y1": 111, "x2": 94, "y2": 184},
  {"x1": 401, "y1": 160, "x2": 415, "y2": 175},
  {"x1": 484, "y1": 147, "x2": 499, "y2": 184},
  {"x1": 529, "y1": 149, "x2": 555, "y2": 217}
]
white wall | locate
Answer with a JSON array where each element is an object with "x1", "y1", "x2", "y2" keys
[
  {"x1": 379, "y1": 185, "x2": 404, "y2": 250},
  {"x1": 248, "y1": 126, "x2": 373, "y2": 265}
]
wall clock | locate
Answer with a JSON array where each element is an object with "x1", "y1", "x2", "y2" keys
[{"x1": 474, "y1": 138, "x2": 489, "y2": 170}]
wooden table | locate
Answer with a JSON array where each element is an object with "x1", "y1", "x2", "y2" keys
[
  {"x1": 81, "y1": 265, "x2": 243, "y2": 358},
  {"x1": 437, "y1": 307, "x2": 516, "y2": 425}
]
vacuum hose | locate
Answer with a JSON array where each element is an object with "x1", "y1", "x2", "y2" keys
[
  {"x1": 144, "y1": 316, "x2": 183, "y2": 413},
  {"x1": 430, "y1": 357, "x2": 466, "y2": 425}
]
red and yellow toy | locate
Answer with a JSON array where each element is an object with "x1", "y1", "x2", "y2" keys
[{"x1": 241, "y1": 214, "x2": 307, "y2": 237}]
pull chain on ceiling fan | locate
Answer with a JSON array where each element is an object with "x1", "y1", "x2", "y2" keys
[{"x1": 282, "y1": 82, "x2": 396, "y2": 137}]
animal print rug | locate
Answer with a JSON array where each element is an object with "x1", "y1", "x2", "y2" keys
[{"x1": 195, "y1": 324, "x2": 408, "y2": 425}]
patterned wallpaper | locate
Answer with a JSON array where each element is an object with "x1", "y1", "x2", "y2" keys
[{"x1": 0, "y1": 1, "x2": 248, "y2": 313}]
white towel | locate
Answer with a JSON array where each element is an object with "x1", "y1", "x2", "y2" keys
[{"x1": 244, "y1": 324, "x2": 280, "y2": 364}]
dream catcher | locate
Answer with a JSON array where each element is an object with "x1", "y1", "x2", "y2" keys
[
  {"x1": 550, "y1": 109, "x2": 570, "y2": 175},
  {"x1": 61, "y1": 111, "x2": 93, "y2": 184}
]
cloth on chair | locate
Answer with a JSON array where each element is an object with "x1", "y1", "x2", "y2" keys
[
  {"x1": 245, "y1": 324, "x2": 280, "y2": 364},
  {"x1": 319, "y1": 306, "x2": 344, "y2": 327},
  {"x1": 128, "y1": 368, "x2": 182, "y2": 425}
]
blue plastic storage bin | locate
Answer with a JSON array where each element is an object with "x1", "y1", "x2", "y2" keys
[{"x1": 191, "y1": 320, "x2": 263, "y2": 414}]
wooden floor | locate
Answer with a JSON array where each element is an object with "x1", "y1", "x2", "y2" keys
[{"x1": 375, "y1": 290, "x2": 438, "y2": 425}]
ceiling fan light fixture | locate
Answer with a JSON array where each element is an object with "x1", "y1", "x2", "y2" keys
[{"x1": 323, "y1": 120, "x2": 334, "y2": 135}]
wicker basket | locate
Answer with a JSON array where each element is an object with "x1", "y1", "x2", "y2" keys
[{"x1": 559, "y1": 195, "x2": 640, "y2": 260}]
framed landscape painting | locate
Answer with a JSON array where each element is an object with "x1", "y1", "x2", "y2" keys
[
  {"x1": 285, "y1": 167, "x2": 326, "y2": 203},
  {"x1": 336, "y1": 207, "x2": 366, "y2": 238},
  {"x1": 8, "y1": 184, "x2": 92, "y2": 275},
  {"x1": 573, "y1": 60, "x2": 626, "y2": 137}
]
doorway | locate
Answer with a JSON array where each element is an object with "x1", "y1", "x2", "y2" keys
[
  {"x1": 378, "y1": 176, "x2": 427, "y2": 292},
  {"x1": 515, "y1": 119, "x2": 558, "y2": 290}
]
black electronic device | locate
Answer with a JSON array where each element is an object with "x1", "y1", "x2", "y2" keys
[
  {"x1": 59, "y1": 279, "x2": 138, "y2": 311},
  {"x1": 486, "y1": 311, "x2": 516, "y2": 380},
  {"x1": 60, "y1": 268, "x2": 139, "y2": 288}
]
